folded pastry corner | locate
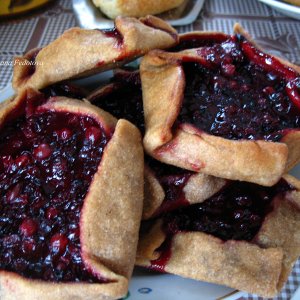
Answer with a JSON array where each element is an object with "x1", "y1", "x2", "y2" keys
[
  {"x1": 136, "y1": 174, "x2": 300, "y2": 297},
  {"x1": 86, "y1": 69, "x2": 227, "y2": 220},
  {"x1": 0, "y1": 89, "x2": 144, "y2": 300},
  {"x1": 13, "y1": 15, "x2": 178, "y2": 92},
  {"x1": 141, "y1": 24, "x2": 300, "y2": 186}
]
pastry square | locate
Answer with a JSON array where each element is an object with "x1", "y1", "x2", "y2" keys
[
  {"x1": 136, "y1": 174, "x2": 300, "y2": 297},
  {"x1": 0, "y1": 89, "x2": 144, "y2": 300},
  {"x1": 13, "y1": 15, "x2": 178, "y2": 92},
  {"x1": 87, "y1": 69, "x2": 226, "y2": 219},
  {"x1": 141, "y1": 24, "x2": 300, "y2": 186}
]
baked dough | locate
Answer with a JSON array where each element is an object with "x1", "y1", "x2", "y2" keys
[
  {"x1": 283, "y1": 0, "x2": 300, "y2": 6},
  {"x1": 0, "y1": 89, "x2": 144, "y2": 300},
  {"x1": 136, "y1": 174, "x2": 300, "y2": 297},
  {"x1": 92, "y1": 0, "x2": 186, "y2": 18},
  {"x1": 13, "y1": 15, "x2": 178, "y2": 92},
  {"x1": 86, "y1": 69, "x2": 227, "y2": 219},
  {"x1": 141, "y1": 24, "x2": 300, "y2": 186}
]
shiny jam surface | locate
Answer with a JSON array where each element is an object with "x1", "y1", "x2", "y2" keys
[
  {"x1": 41, "y1": 83, "x2": 87, "y2": 100},
  {"x1": 92, "y1": 72, "x2": 194, "y2": 215},
  {"x1": 176, "y1": 35, "x2": 300, "y2": 141},
  {"x1": 149, "y1": 179, "x2": 294, "y2": 271},
  {"x1": 0, "y1": 111, "x2": 110, "y2": 282},
  {"x1": 92, "y1": 70, "x2": 145, "y2": 134},
  {"x1": 146, "y1": 157, "x2": 193, "y2": 215}
]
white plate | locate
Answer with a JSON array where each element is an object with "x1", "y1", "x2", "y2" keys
[
  {"x1": 72, "y1": 0, "x2": 205, "y2": 29},
  {"x1": 0, "y1": 83, "x2": 299, "y2": 300},
  {"x1": 258, "y1": 0, "x2": 300, "y2": 20}
]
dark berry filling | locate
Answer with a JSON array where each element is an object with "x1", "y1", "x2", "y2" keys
[
  {"x1": 41, "y1": 83, "x2": 87, "y2": 100},
  {"x1": 162, "y1": 180, "x2": 293, "y2": 241},
  {"x1": 101, "y1": 28, "x2": 123, "y2": 47},
  {"x1": 170, "y1": 33, "x2": 228, "y2": 52},
  {"x1": 149, "y1": 179, "x2": 294, "y2": 271},
  {"x1": 146, "y1": 156, "x2": 193, "y2": 215},
  {"x1": 90, "y1": 71, "x2": 194, "y2": 215},
  {"x1": 91, "y1": 70, "x2": 145, "y2": 134},
  {"x1": 176, "y1": 35, "x2": 300, "y2": 141},
  {"x1": 0, "y1": 111, "x2": 111, "y2": 282}
]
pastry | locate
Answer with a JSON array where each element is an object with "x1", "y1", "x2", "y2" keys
[
  {"x1": 13, "y1": 15, "x2": 178, "y2": 92},
  {"x1": 0, "y1": 89, "x2": 144, "y2": 300},
  {"x1": 92, "y1": 0, "x2": 185, "y2": 19},
  {"x1": 87, "y1": 69, "x2": 226, "y2": 219},
  {"x1": 141, "y1": 24, "x2": 300, "y2": 186},
  {"x1": 136, "y1": 174, "x2": 300, "y2": 297},
  {"x1": 283, "y1": 0, "x2": 300, "y2": 6}
]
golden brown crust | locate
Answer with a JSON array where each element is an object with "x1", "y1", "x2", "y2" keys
[
  {"x1": 143, "y1": 166, "x2": 165, "y2": 219},
  {"x1": 254, "y1": 174, "x2": 300, "y2": 291},
  {"x1": 143, "y1": 166, "x2": 227, "y2": 219},
  {"x1": 141, "y1": 24, "x2": 300, "y2": 186},
  {"x1": 183, "y1": 173, "x2": 226, "y2": 204},
  {"x1": 281, "y1": 131, "x2": 300, "y2": 170},
  {"x1": 136, "y1": 175, "x2": 300, "y2": 297},
  {"x1": 92, "y1": 0, "x2": 185, "y2": 18},
  {"x1": 283, "y1": 0, "x2": 300, "y2": 6},
  {"x1": 13, "y1": 16, "x2": 178, "y2": 92},
  {"x1": 0, "y1": 92, "x2": 144, "y2": 300},
  {"x1": 86, "y1": 76, "x2": 227, "y2": 219}
]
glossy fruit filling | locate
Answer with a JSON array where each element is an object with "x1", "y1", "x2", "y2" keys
[
  {"x1": 177, "y1": 35, "x2": 300, "y2": 141},
  {"x1": 149, "y1": 179, "x2": 294, "y2": 271},
  {"x1": 91, "y1": 71, "x2": 194, "y2": 215},
  {"x1": 102, "y1": 28, "x2": 123, "y2": 48},
  {"x1": 170, "y1": 33, "x2": 228, "y2": 52},
  {"x1": 41, "y1": 83, "x2": 87, "y2": 100},
  {"x1": 0, "y1": 110, "x2": 111, "y2": 282},
  {"x1": 91, "y1": 70, "x2": 145, "y2": 133},
  {"x1": 146, "y1": 157, "x2": 194, "y2": 215},
  {"x1": 162, "y1": 179, "x2": 293, "y2": 241}
]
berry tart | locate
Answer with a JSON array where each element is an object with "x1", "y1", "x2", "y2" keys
[
  {"x1": 136, "y1": 174, "x2": 300, "y2": 297},
  {"x1": 0, "y1": 89, "x2": 144, "y2": 300},
  {"x1": 87, "y1": 69, "x2": 226, "y2": 219},
  {"x1": 92, "y1": 0, "x2": 185, "y2": 19},
  {"x1": 13, "y1": 15, "x2": 178, "y2": 92},
  {"x1": 141, "y1": 24, "x2": 300, "y2": 186}
]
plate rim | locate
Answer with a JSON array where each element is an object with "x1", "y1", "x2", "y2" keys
[{"x1": 258, "y1": 0, "x2": 300, "y2": 13}]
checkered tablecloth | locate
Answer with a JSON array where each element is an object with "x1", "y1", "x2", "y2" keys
[{"x1": 0, "y1": 0, "x2": 300, "y2": 299}]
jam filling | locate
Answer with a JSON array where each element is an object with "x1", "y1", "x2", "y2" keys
[
  {"x1": 41, "y1": 83, "x2": 87, "y2": 100},
  {"x1": 149, "y1": 179, "x2": 294, "y2": 271},
  {"x1": 176, "y1": 35, "x2": 300, "y2": 141},
  {"x1": 146, "y1": 157, "x2": 194, "y2": 215},
  {"x1": 102, "y1": 28, "x2": 123, "y2": 48},
  {"x1": 91, "y1": 71, "x2": 194, "y2": 214},
  {"x1": 92, "y1": 70, "x2": 145, "y2": 134},
  {"x1": 170, "y1": 33, "x2": 228, "y2": 52},
  {"x1": 0, "y1": 111, "x2": 111, "y2": 282}
]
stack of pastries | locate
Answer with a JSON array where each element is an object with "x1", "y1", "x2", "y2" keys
[{"x1": 0, "y1": 15, "x2": 300, "y2": 299}]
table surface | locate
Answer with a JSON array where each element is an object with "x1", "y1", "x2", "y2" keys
[{"x1": 0, "y1": 0, "x2": 300, "y2": 299}]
